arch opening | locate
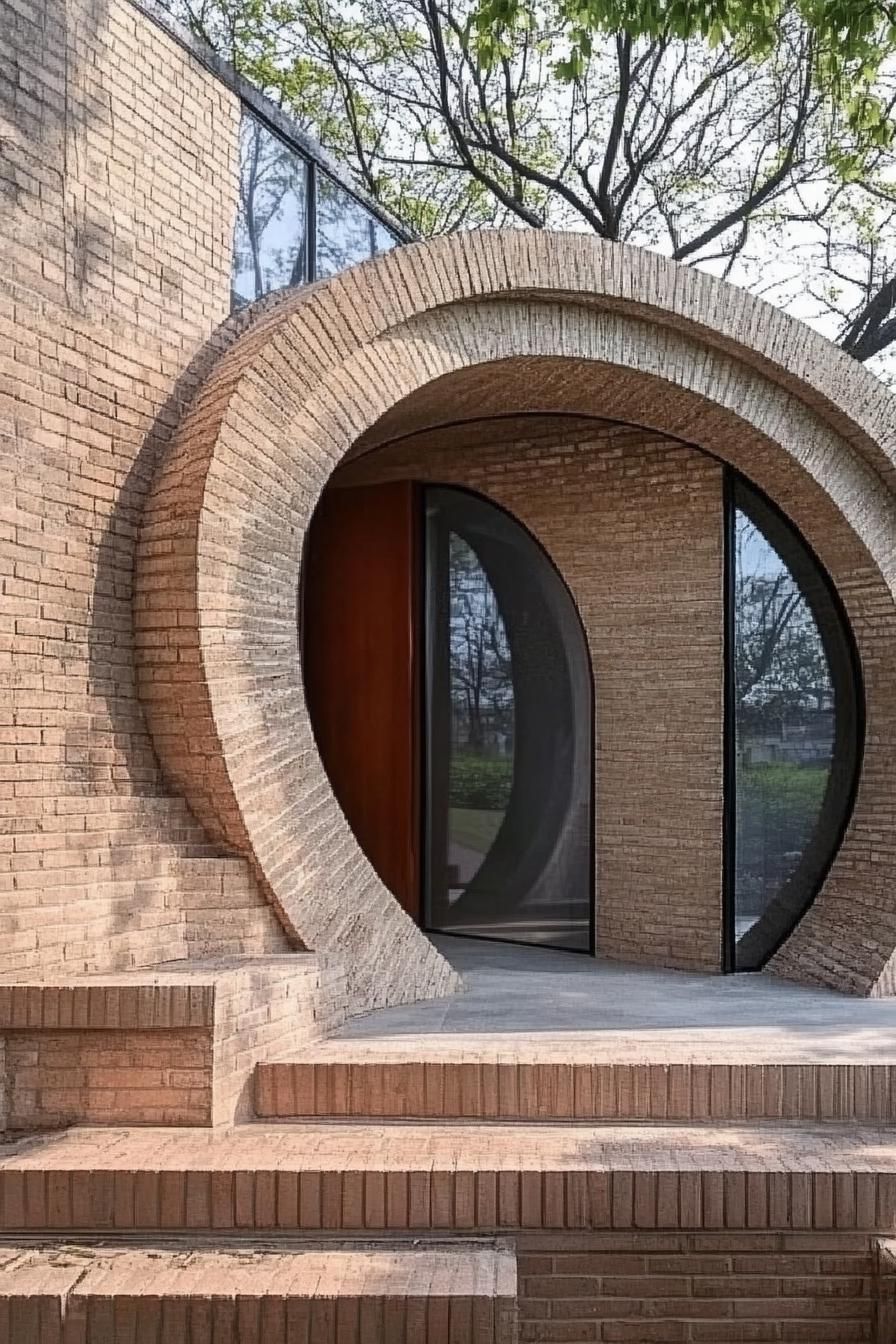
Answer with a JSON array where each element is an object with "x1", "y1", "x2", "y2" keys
[
  {"x1": 136, "y1": 231, "x2": 896, "y2": 1004},
  {"x1": 300, "y1": 394, "x2": 864, "y2": 972}
]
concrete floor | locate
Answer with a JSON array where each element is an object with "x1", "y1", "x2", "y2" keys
[{"x1": 332, "y1": 935, "x2": 896, "y2": 1063}]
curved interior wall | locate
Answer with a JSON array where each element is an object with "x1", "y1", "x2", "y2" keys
[{"x1": 136, "y1": 230, "x2": 896, "y2": 1004}]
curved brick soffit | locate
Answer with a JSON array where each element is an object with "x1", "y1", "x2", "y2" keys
[{"x1": 136, "y1": 230, "x2": 896, "y2": 1003}]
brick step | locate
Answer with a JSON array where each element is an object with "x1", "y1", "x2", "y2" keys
[
  {"x1": 254, "y1": 1054, "x2": 896, "y2": 1124},
  {"x1": 0, "y1": 1236, "x2": 517, "y2": 1341},
  {"x1": 2, "y1": 1120, "x2": 895, "y2": 1234},
  {"x1": 0, "y1": 955, "x2": 339, "y2": 1129}
]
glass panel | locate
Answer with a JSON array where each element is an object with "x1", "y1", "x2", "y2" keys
[
  {"x1": 232, "y1": 112, "x2": 309, "y2": 309},
  {"x1": 445, "y1": 531, "x2": 514, "y2": 896},
  {"x1": 425, "y1": 488, "x2": 592, "y2": 950},
  {"x1": 732, "y1": 478, "x2": 860, "y2": 970},
  {"x1": 317, "y1": 175, "x2": 397, "y2": 278}
]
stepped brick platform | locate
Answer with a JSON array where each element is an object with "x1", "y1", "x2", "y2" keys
[
  {"x1": 0, "y1": 955, "x2": 347, "y2": 1130},
  {"x1": 0, "y1": 1121, "x2": 894, "y2": 1340},
  {"x1": 5, "y1": 941, "x2": 896, "y2": 1338},
  {"x1": 256, "y1": 937, "x2": 896, "y2": 1125},
  {"x1": 0, "y1": 1237, "x2": 517, "y2": 1342},
  {"x1": 1, "y1": 1120, "x2": 895, "y2": 1234}
]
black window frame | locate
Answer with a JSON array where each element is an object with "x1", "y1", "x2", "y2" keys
[
  {"x1": 722, "y1": 468, "x2": 865, "y2": 971},
  {"x1": 231, "y1": 105, "x2": 407, "y2": 310}
]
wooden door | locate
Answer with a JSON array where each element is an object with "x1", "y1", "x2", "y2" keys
[{"x1": 301, "y1": 481, "x2": 420, "y2": 918}]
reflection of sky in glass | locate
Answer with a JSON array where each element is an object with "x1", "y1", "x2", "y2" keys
[
  {"x1": 737, "y1": 512, "x2": 779, "y2": 577},
  {"x1": 735, "y1": 509, "x2": 831, "y2": 709},
  {"x1": 317, "y1": 174, "x2": 398, "y2": 279},
  {"x1": 232, "y1": 113, "x2": 401, "y2": 309},
  {"x1": 232, "y1": 116, "x2": 309, "y2": 306}
]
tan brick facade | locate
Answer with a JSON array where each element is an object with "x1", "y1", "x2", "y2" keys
[
  {"x1": 517, "y1": 1233, "x2": 878, "y2": 1342},
  {"x1": 0, "y1": 0, "x2": 294, "y2": 977},
  {"x1": 138, "y1": 264, "x2": 896, "y2": 1001},
  {"x1": 4, "y1": 0, "x2": 896, "y2": 1010},
  {"x1": 6, "y1": 4, "x2": 896, "y2": 1336}
]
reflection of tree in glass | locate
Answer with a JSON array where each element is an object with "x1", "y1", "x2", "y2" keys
[
  {"x1": 733, "y1": 508, "x2": 834, "y2": 929},
  {"x1": 734, "y1": 511, "x2": 830, "y2": 737},
  {"x1": 316, "y1": 175, "x2": 394, "y2": 278},
  {"x1": 232, "y1": 115, "x2": 308, "y2": 306},
  {"x1": 449, "y1": 535, "x2": 513, "y2": 753}
]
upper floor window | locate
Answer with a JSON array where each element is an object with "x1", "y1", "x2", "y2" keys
[
  {"x1": 232, "y1": 113, "x2": 309, "y2": 308},
  {"x1": 317, "y1": 175, "x2": 397, "y2": 278},
  {"x1": 232, "y1": 110, "x2": 400, "y2": 310}
]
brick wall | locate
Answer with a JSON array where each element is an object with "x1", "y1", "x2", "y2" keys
[
  {"x1": 336, "y1": 416, "x2": 725, "y2": 971},
  {"x1": 517, "y1": 1232, "x2": 876, "y2": 1342},
  {"x1": 4, "y1": 0, "x2": 896, "y2": 1001},
  {"x1": 5, "y1": 1029, "x2": 212, "y2": 1129},
  {"x1": 0, "y1": 0, "x2": 289, "y2": 972},
  {"x1": 0, "y1": 954, "x2": 348, "y2": 1129}
]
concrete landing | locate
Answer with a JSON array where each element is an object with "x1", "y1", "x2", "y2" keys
[
  {"x1": 334, "y1": 936, "x2": 896, "y2": 1060},
  {"x1": 255, "y1": 938, "x2": 896, "y2": 1123}
]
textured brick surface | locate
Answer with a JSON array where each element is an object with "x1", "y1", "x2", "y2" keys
[
  {"x1": 0, "y1": 954, "x2": 347, "y2": 1129},
  {"x1": 874, "y1": 1237, "x2": 896, "y2": 1344},
  {"x1": 518, "y1": 1234, "x2": 876, "y2": 1342},
  {"x1": 0, "y1": 1238, "x2": 518, "y2": 1344},
  {"x1": 0, "y1": 0, "x2": 291, "y2": 976},
  {"x1": 5, "y1": 0, "x2": 896, "y2": 1015},
  {"x1": 255, "y1": 1057, "x2": 896, "y2": 1124},
  {"x1": 1, "y1": 1120, "x2": 895, "y2": 1234}
]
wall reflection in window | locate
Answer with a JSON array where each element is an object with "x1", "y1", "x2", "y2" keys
[{"x1": 232, "y1": 113, "x2": 309, "y2": 308}]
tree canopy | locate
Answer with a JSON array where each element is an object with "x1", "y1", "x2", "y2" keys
[{"x1": 168, "y1": 0, "x2": 896, "y2": 374}]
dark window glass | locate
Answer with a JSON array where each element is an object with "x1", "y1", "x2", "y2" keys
[
  {"x1": 731, "y1": 478, "x2": 861, "y2": 970},
  {"x1": 317, "y1": 175, "x2": 397, "y2": 279},
  {"x1": 232, "y1": 112, "x2": 309, "y2": 309},
  {"x1": 424, "y1": 488, "x2": 593, "y2": 950}
]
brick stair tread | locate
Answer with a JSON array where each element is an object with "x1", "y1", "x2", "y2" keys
[
  {"x1": 254, "y1": 1052, "x2": 896, "y2": 1124},
  {"x1": 0, "y1": 1238, "x2": 515, "y2": 1299},
  {"x1": 0, "y1": 1239, "x2": 517, "y2": 1341},
  {"x1": 2, "y1": 1122, "x2": 895, "y2": 1234},
  {"x1": 2, "y1": 1119, "x2": 896, "y2": 1241},
  {"x1": 3, "y1": 1119, "x2": 896, "y2": 1175},
  {"x1": 0, "y1": 954, "x2": 321, "y2": 1027}
]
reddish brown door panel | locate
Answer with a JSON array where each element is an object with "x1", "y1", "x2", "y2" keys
[{"x1": 302, "y1": 481, "x2": 420, "y2": 919}]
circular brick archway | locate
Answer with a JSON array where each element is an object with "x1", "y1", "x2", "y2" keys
[{"x1": 136, "y1": 231, "x2": 896, "y2": 1009}]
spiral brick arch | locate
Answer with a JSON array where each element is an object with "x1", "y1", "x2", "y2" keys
[{"x1": 136, "y1": 231, "x2": 896, "y2": 1010}]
